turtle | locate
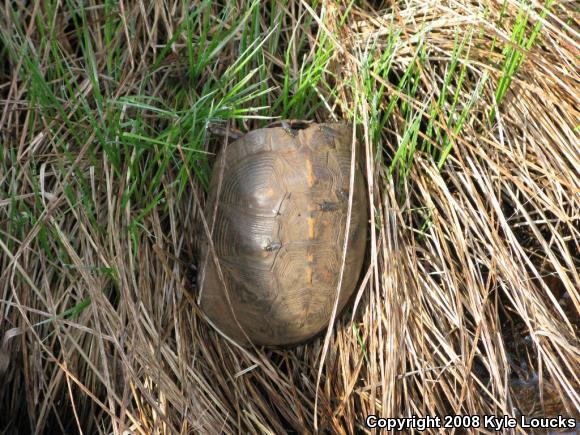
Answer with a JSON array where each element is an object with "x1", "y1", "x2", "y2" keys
[{"x1": 197, "y1": 121, "x2": 367, "y2": 346}]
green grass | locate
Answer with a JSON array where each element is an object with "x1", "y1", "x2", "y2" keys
[
  {"x1": 491, "y1": 0, "x2": 554, "y2": 122},
  {"x1": 2, "y1": 0, "x2": 548, "y2": 219}
]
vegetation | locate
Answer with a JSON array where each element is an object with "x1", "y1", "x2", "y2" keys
[{"x1": 1, "y1": 0, "x2": 578, "y2": 433}]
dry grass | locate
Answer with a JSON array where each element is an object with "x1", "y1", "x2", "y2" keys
[{"x1": 1, "y1": 0, "x2": 578, "y2": 433}]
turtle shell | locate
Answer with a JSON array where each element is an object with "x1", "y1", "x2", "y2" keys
[{"x1": 198, "y1": 122, "x2": 367, "y2": 346}]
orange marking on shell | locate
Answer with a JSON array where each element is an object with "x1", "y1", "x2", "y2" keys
[
  {"x1": 305, "y1": 157, "x2": 314, "y2": 187},
  {"x1": 307, "y1": 216, "x2": 315, "y2": 239}
]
